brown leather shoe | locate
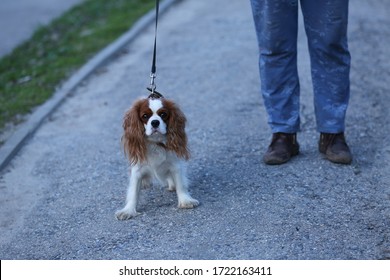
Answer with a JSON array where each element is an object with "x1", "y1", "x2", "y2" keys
[
  {"x1": 263, "y1": 133, "x2": 299, "y2": 165},
  {"x1": 319, "y1": 132, "x2": 352, "y2": 164}
]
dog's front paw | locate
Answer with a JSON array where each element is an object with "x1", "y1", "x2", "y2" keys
[
  {"x1": 115, "y1": 209, "x2": 140, "y2": 220},
  {"x1": 178, "y1": 197, "x2": 200, "y2": 209}
]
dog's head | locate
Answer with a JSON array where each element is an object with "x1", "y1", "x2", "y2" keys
[{"x1": 122, "y1": 96, "x2": 190, "y2": 164}]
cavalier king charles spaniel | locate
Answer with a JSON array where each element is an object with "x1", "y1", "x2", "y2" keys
[{"x1": 115, "y1": 94, "x2": 199, "y2": 220}]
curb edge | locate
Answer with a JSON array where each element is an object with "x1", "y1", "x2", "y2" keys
[{"x1": 0, "y1": 0, "x2": 180, "y2": 172}]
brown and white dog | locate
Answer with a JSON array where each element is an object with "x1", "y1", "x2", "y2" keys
[{"x1": 115, "y1": 95, "x2": 199, "y2": 220}]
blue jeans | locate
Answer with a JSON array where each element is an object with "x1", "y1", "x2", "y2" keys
[{"x1": 250, "y1": 0, "x2": 351, "y2": 133}]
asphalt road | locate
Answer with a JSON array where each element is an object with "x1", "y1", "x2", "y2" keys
[
  {"x1": 0, "y1": 0, "x2": 389, "y2": 259},
  {"x1": 0, "y1": 0, "x2": 84, "y2": 57}
]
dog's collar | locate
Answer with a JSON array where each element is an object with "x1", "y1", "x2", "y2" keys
[{"x1": 147, "y1": 87, "x2": 164, "y2": 99}]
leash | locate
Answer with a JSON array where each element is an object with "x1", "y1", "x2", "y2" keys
[{"x1": 147, "y1": 0, "x2": 164, "y2": 99}]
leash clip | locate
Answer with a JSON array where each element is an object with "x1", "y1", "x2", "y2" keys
[{"x1": 149, "y1": 72, "x2": 156, "y2": 93}]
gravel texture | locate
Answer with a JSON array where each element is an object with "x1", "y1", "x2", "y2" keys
[{"x1": 0, "y1": 0, "x2": 389, "y2": 260}]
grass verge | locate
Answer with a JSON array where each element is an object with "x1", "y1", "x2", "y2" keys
[{"x1": 0, "y1": 0, "x2": 155, "y2": 132}]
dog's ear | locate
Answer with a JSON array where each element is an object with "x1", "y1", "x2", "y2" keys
[
  {"x1": 122, "y1": 99, "x2": 148, "y2": 164},
  {"x1": 164, "y1": 99, "x2": 190, "y2": 160}
]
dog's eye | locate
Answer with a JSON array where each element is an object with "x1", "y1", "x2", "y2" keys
[
  {"x1": 159, "y1": 112, "x2": 168, "y2": 119},
  {"x1": 142, "y1": 114, "x2": 149, "y2": 120}
]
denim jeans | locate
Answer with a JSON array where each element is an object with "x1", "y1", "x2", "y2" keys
[{"x1": 250, "y1": 0, "x2": 351, "y2": 133}]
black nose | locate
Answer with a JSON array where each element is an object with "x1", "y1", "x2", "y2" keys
[{"x1": 151, "y1": 120, "x2": 160, "y2": 128}]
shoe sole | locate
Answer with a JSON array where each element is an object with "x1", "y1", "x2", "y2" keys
[
  {"x1": 263, "y1": 147, "x2": 299, "y2": 165},
  {"x1": 325, "y1": 153, "x2": 352, "y2": 164},
  {"x1": 319, "y1": 150, "x2": 352, "y2": 164}
]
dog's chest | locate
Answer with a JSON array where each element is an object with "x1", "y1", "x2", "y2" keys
[{"x1": 146, "y1": 143, "x2": 170, "y2": 167}]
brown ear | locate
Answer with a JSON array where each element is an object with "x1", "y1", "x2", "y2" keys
[
  {"x1": 122, "y1": 99, "x2": 147, "y2": 164},
  {"x1": 164, "y1": 99, "x2": 190, "y2": 160}
]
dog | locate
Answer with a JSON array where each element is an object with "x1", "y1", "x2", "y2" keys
[{"x1": 115, "y1": 94, "x2": 199, "y2": 220}]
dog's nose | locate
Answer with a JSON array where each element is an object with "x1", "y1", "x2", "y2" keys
[{"x1": 151, "y1": 120, "x2": 160, "y2": 128}]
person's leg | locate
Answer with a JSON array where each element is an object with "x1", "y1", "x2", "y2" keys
[
  {"x1": 301, "y1": 0, "x2": 352, "y2": 164},
  {"x1": 250, "y1": 0, "x2": 300, "y2": 133},
  {"x1": 301, "y1": 0, "x2": 350, "y2": 133}
]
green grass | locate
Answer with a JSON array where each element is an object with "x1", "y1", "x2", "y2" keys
[{"x1": 0, "y1": 0, "x2": 155, "y2": 130}]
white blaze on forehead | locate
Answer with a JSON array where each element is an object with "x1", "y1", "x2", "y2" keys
[
  {"x1": 145, "y1": 98, "x2": 167, "y2": 136},
  {"x1": 148, "y1": 99, "x2": 163, "y2": 113}
]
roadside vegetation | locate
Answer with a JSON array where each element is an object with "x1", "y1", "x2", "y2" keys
[{"x1": 0, "y1": 0, "x2": 154, "y2": 132}]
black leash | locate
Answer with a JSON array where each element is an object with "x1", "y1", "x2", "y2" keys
[{"x1": 147, "y1": 0, "x2": 164, "y2": 99}]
